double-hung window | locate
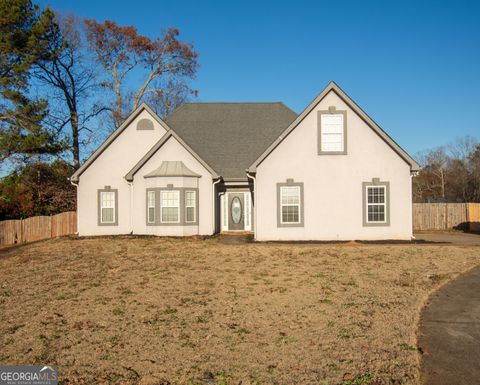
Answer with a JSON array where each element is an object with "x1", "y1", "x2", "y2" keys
[
  {"x1": 366, "y1": 186, "x2": 386, "y2": 223},
  {"x1": 280, "y1": 185, "x2": 301, "y2": 224},
  {"x1": 318, "y1": 109, "x2": 346, "y2": 154},
  {"x1": 363, "y1": 180, "x2": 390, "y2": 226},
  {"x1": 161, "y1": 190, "x2": 180, "y2": 223},
  {"x1": 147, "y1": 190, "x2": 156, "y2": 223},
  {"x1": 99, "y1": 189, "x2": 117, "y2": 225},
  {"x1": 185, "y1": 191, "x2": 196, "y2": 223}
]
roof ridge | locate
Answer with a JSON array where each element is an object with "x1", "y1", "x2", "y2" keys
[{"x1": 183, "y1": 101, "x2": 285, "y2": 104}]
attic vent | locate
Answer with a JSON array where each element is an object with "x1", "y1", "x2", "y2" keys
[{"x1": 137, "y1": 118, "x2": 154, "y2": 130}]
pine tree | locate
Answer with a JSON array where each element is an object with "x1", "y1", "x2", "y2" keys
[{"x1": 0, "y1": 0, "x2": 65, "y2": 165}]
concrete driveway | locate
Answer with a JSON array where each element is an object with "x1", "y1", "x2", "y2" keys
[
  {"x1": 418, "y1": 266, "x2": 480, "y2": 385},
  {"x1": 414, "y1": 231, "x2": 480, "y2": 246}
]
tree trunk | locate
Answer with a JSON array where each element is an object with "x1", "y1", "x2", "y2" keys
[
  {"x1": 440, "y1": 169, "x2": 445, "y2": 199},
  {"x1": 70, "y1": 110, "x2": 80, "y2": 169},
  {"x1": 115, "y1": 80, "x2": 122, "y2": 127}
]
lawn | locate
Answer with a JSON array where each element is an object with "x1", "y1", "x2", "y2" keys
[{"x1": 0, "y1": 236, "x2": 479, "y2": 385}]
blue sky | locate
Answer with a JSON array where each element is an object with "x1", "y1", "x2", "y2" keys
[{"x1": 37, "y1": 0, "x2": 480, "y2": 155}]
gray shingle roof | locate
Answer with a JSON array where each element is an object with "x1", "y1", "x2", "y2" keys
[
  {"x1": 144, "y1": 161, "x2": 201, "y2": 178},
  {"x1": 165, "y1": 102, "x2": 297, "y2": 179}
]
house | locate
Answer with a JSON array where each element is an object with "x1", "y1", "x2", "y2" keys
[{"x1": 70, "y1": 82, "x2": 420, "y2": 240}]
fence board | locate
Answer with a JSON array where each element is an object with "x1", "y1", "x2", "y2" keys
[
  {"x1": 22, "y1": 216, "x2": 51, "y2": 243},
  {"x1": 0, "y1": 211, "x2": 77, "y2": 247},
  {"x1": 413, "y1": 203, "x2": 476, "y2": 231},
  {"x1": 51, "y1": 211, "x2": 77, "y2": 237},
  {"x1": 0, "y1": 220, "x2": 23, "y2": 246},
  {"x1": 468, "y1": 203, "x2": 480, "y2": 232}
]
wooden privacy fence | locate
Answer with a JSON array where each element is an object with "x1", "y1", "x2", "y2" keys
[
  {"x1": 0, "y1": 211, "x2": 77, "y2": 247},
  {"x1": 413, "y1": 203, "x2": 480, "y2": 231}
]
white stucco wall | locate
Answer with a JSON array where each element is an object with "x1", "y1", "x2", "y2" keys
[
  {"x1": 77, "y1": 109, "x2": 167, "y2": 236},
  {"x1": 131, "y1": 136, "x2": 214, "y2": 236},
  {"x1": 254, "y1": 90, "x2": 413, "y2": 241}
]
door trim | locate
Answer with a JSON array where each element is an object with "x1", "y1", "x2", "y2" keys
[{"x1": 221, "y1": 191, "x2": 252, "y2": 232}]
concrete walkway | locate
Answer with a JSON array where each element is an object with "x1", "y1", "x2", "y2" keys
[
  {"x1": 418, "y1": 266, "x2": 480, "y2": 385},
  {"x1": 414, "y1": 231, "x2": 480, "y2": 246}
]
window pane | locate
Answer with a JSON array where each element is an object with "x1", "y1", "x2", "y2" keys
[
  {"x1": 148, "y1": 191, "x2": 155, "y2": 207},
  {"x1": 321, "y1": 114, "x2": 343, "y2": 133},
  {"x1": 148, "y1": 207, "x2": 155, "y2": 222},
  {"x1": 161, "y1": 191, "x2": 179, "y2": 206},
  {"x1": 322, "y1": 133, "x2": 343, "y2": 143},
  {"x1": 321, "y1": 114, "x2": 344, "y2": 152},
  {"x1": 100, "y1": 191, "x2": 115, "y2": 223},
  {"x1": 160, "y1": 190, "x2": 180, "y2": 223},
  {"x1": 101, "y1": 192, "x2": 115, "y2": 208},
  {"x1": 185, "y1": 191, "x2": 196, "y2": 222},
  {"x1": 102, "y1": 207, "x2": 114, "y2": 222},
  {"x1": 245, "y1": 193, "x2": 250, "y2": 227},
  {"x1": 282, "y1": 205, "x2": 299, "y2": 223},
  {"x1": 321, "y1": 139, "x2": 343, "y2": 152},
  {"x1": 281, "y1": 186, "x2": 300, "y2": 204},
  {"x1": 186, "y1": 207, "x2": 195, "y2": 222},
  {"x1": 367, "y1": 186, "x2": 385, "y2": 204},
  {"x1": 368, "y1": 204, "x2": 385, "y2": 222},
  {"x1": 162, "y1": 207, "x2": 179, "y2": 222},
  {"x1": 186, "y1": 191, "x2": 195, "y2": 206}
]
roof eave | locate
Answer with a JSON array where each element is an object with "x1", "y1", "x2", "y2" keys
[
  {"x1": 71, "y1": 102, "x2": 168, "y2": 183},
  {"x1": 248, "y1": 81, "x2": 420, "y2": 173},
  {"x1": 124, "y1": 130, "x2": 220, "y2": 182}
]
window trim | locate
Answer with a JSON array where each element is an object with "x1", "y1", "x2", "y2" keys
[
  {"x1": 146, "y1": 186, "x2": 199, "y2": 226},
  {"x1": 185, "y1": 190, "x2": 197, "y2": 223},
  {"x1": 277, "y1": 180, "x2": 304, "y2": 227},
  {"x1": 318, "y1": 106, "x2": 347, "y2": 155},
  {"x1": 362, "y1": 179, "x2": 390, "y2": 227},
  {"x1": 97, "y1": 187, "x2": 118, "y2": 226},
  {"x1": 160, "y1": 189, "x2": 181, "y2": 224},
  {"x1": 147, "y1": 190, "x2": 156, "y2": 224}
]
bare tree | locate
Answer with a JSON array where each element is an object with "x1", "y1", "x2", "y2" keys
[
  {"x1": 84, "y1": 19, "x2": 198, "y2": 128},
  {"x1": 469, "y1": 144, "x2": 480, "y2": 201},
  {"x1": 144, "y1": 78, "x2": 198, "y2": 118},
  {"x1": 414, "y1": 147, "x2": 448, "y2": 201},
  {"x1": 447, "y1": 136, "x2": 478, "y2": 201},
  {"x1": 413, "y1": 136, "x2": 480, "y2": 203},
  {"x1": 33, "y1": 14, "x2": 105, "y2": 169},
  {"x1": 448, "y1": 135, "x2": 478, "y2": 161}
]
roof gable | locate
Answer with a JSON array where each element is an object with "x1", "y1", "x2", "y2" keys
[
  {"x1": 248, "y1": 82, "x2": 420, "y2": 172},
  {"x1": 70, "y1": 103, "x2": 170, "y2": 182},
  {"x1": 124, "y1": 130, "x2": 219, "y2": 182}
]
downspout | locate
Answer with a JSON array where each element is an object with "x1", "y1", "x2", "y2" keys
[
  {"x1": 410, "y1": 171, "x2": 419, "y2": 240},
  {"x1": 69, "y1": 178, "x2": 80, "y2": 235},
  {"x1": 212, "y1": 177, "x2": 222, "y2": 234},
  {"x1": 127, "y1": 181, "x2": 134, "y2": 234},
  {"x1": 246, "y1": 171, "x2": 256, "y2": 240}
]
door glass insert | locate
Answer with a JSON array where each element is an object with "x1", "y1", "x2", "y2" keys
[{"x1": 231, "y1": 196, "x2": 242, "y2": 224}]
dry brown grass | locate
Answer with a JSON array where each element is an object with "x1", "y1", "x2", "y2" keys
[{"x1": 0, "y1": 236, "x2": 479, "y2": 385}]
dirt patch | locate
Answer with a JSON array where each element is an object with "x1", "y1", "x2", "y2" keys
[{"x1": 0, "y1": 237, "x2": 479, "y2": 385}]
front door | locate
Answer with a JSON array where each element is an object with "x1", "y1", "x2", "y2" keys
[{"x1": 228, "y1": 193, "x2": 245, "y2": 230}]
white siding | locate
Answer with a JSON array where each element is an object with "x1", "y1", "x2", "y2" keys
[
  {"x1": 254, "y1": 90, "x2": 413, "y2": 241},
  {"x1": 131, "y1": 136, "x2": 214, "y2": 236},
  {"x1": 77, "y1": 109, "x2": 167, "y2": 236}
]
